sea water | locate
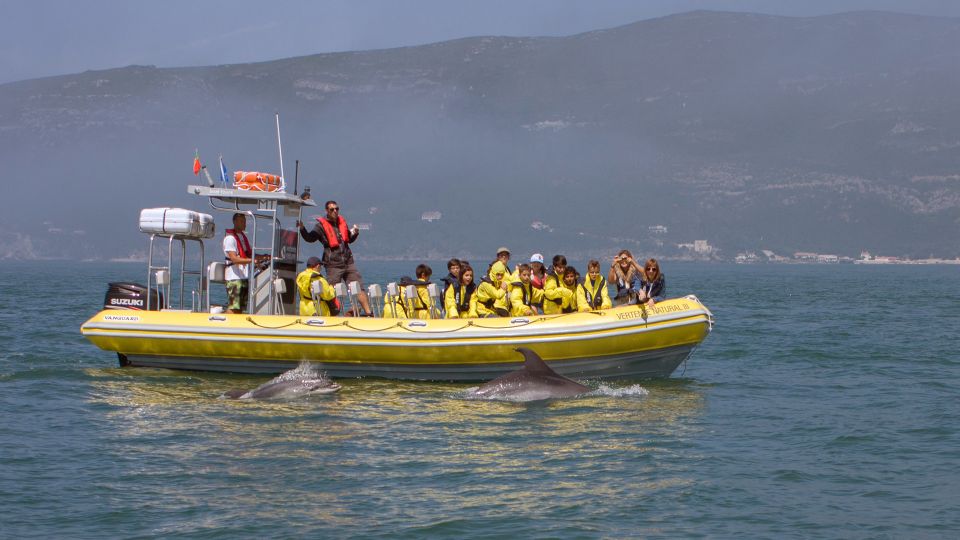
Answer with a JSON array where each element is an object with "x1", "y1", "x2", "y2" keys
[{"x1": 1, "y1": 261, "x2": 957, "y2": 538}]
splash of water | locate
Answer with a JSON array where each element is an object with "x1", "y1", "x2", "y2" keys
[
  {"x1": 590, "y1": 384, "x2": 649, "y2": 397},
  {"x1": 272, "y1": 361, "x2": 328, "y2": 383},
  {"x1": 459, "y1": 383, "x2": 649, "y2": 402}
]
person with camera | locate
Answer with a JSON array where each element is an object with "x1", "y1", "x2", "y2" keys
[
  {"x1": 608, "y1": 249, "x2": 642, "y2": 306},
  {"x1": 297, "y1": 200, "x2": 372, "y2": 316}
]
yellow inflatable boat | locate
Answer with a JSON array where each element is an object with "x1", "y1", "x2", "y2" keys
[
  {"x1": 81, "y1": 297, "x2": 713, "y2": 380},
  {"x1": 80, "y1": 185, "x2": 713, "y2": 380}
]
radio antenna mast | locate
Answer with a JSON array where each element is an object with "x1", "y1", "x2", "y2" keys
[
  {"x1": 275, "y1": 112, "x2": 285, "y2": 185},
  {"x1": 294, "y1": 159, "x2": 300, "y2": 195}
]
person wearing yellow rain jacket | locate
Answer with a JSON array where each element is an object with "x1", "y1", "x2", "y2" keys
[
  {"x1": 408, "y1": 264, "x2": 435, "y2": 319},
  {"x1": 577, "y1": 260, "x2": 612, "y2": 312},
  {"x1": 382, "y1": 284, "x2": 408, "y2": 319},
  {"x1": 486, "y1": 247, "x2": 520, "y2": 298},
  {"x1": 510, "y1": 263, "x2": 545, "y2": 316},
  {"x1": 444, "y1": 264, "x2": 478, "y2": 318},
  {"x1": 476, "y1": 260, "x2": 511, "y2": 317},
  {"x1": 297, "y1": 257, "x2": 338, "y2": 316},
  {"x1": 558, "y1": 266, "x2": 581, "y2": 313},
  {"x1": 543, "y1": 254, "x2": 574, "y2": 315},
  {"x1": 487, "y1": 247, "x2": 515, "y2": 281},
  {"x1": 384, "y1": 264, "x2": 434, "y2": 319}
]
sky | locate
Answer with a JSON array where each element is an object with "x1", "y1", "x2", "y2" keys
[{"x1": 3, "y1": 0, "x2": 960, "y2": 85}]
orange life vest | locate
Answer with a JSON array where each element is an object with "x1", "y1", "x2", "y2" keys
[{"x1": 316, "y1": 216, "x2": 351, "y2": 249}]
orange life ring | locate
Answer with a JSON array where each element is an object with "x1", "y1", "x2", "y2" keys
[{"x1": 233, "y1": 171, "x2": 283, "y2": 192}]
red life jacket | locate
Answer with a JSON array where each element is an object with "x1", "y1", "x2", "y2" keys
[
  {"x1": 225, "y1": 229, "x2": 251, "y2": 259},
  {"x1": 316, "y1": 216, "x2": 351, "y2": 249}
]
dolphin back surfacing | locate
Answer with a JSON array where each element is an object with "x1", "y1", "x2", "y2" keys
[
  {"x1": 224, "y1": 364, "x2": 341, "y2": 400},
  {"x1": 470, "y1": 347, "x2": 590, "y2": 401}
]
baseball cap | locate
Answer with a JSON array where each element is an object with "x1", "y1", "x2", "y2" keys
[
  {"x1": 530, "y1": 253, "x2": 544, "y2": 264},
  {"x1": 496, "y1": 246, "x2": 511, "y2": 255},
  {"x1": 306, "y1": 256, "x2": 322, "y2": 267}
]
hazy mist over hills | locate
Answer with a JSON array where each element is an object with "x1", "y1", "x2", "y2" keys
[{"x1": 2, "y1": 10, "x2": 959, "y2": 261}]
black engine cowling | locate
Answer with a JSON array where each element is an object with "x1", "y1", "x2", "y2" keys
[{"x1": 103, "y1": 282, "x2": 163, "y2": 311}]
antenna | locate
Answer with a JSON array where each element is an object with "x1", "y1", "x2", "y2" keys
[
  {"x1": 294, "y1": 159, "x2": 300, "y2": 195},
  {"x1": 275, "y1": 112, "x2": 285, "y2": 186}
]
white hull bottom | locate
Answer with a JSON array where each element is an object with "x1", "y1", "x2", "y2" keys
[{"x1": 119, "y1": 344, "x2": 699, "y2": 381}]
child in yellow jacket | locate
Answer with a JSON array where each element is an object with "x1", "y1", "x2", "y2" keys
[
  {"x1": 577, "y1": 260, "x2": 612, "y2": 311},
  {"x1": 510, "y1": 263, "x2": 544, "y2": 316},
  {"x1": 444, "y1": 265, "x2": 478, "y2": 318},
  {"x1": 476, "y1": 260, "x2": 510, "y2": 317}
]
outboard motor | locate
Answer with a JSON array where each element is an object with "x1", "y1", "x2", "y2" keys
[{"x1": 103, "y1": 282, "x2": 163, "y2": 311}]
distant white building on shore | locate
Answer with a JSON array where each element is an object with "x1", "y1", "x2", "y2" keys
[
  {"x1": 677, "y1": 240, "x2": 715, "y2": 254},
  {"x1": 762, "y1": 250, "x2": 790, "y2": 262},
  {"x1": 737, "y1": 250, "x2": 790, "y2": 263},
  {"x1": 421, "y1": 211, "x2": 442, "y2": 222},
  {"x1": 735, "y1": 251, "x2": 759, "y2": 263},
  {"x1": 648, "y1": 225, "x2": 668, "y2": 234},
  {"x1": 795, "y1": 251, "x2": 839, "y2": 263},
  {"x1": 693, "y1": 240, "x2": 711, "y2": 253},
  {"x1": 355, "y1": 222, "x2": 373, "y2": 231}
]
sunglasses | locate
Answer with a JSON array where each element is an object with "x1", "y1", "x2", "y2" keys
[
  {"x1": 327, "y1": 207, "x2": 339, "y2": 211},
  {"x1": 646, "y1": 266, "x2": 657, "y2": 271}
]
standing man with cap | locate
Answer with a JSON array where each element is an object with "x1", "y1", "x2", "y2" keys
[
  {"x1": 296, "y1": 256, "x2": 337, "y2": 316},
  {"x1": 297, "y1": 200, "x2": 372, "y2": 316}
]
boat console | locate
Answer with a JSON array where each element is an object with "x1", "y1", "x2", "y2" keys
[{"x1": 102, "y1": 185, "x2": 315, "y2": 316}]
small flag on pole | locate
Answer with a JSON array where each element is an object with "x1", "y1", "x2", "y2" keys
[
  {"x1": 219, "y1": 155, "x2": 229, "y2": 185},
  {"x1": 193, "y1": 149, "x2": 202, "y2": 175}
]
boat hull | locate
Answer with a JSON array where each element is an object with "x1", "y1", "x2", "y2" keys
[
  {"x1": 81, "y1": 297, "x2": 713, "y2": 381},
  {"x1": 116, "y1": 343, "x2": 697, "y2": 380}
]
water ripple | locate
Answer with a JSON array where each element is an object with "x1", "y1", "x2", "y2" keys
[{"x1": 1, "y1": 262, "x2": 959, "y2": 537}]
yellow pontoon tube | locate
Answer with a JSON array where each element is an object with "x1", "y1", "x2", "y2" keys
[{"x1": 81, "y1": 296, "x2": 713, "y2": 381}]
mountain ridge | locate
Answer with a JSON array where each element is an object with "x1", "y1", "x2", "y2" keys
[{"x1": 1, "y1": 10, "x2": 959, "y2": 260}]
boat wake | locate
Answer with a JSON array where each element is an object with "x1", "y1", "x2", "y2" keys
[
  {"x1": 588, "y1": 384, "x2": 649, "y2": 398},
  {"x1": 460, "y1": 383, "x2": 649, "y2": 402}
]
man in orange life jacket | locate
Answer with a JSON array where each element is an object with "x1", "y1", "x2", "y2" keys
[
  {"x1": 297, "y1": 200, "x2": 372, "y2": 316},
  {"x1": 223, "y1": 213, "x2": 268, "y2": 314}
]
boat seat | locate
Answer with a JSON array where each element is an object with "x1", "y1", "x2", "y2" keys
[
  {"x1": 367, "y1": 284, "x2": 383, "y2": 317},
  {"x1": 207, "y1": 262, "x2": 226, "y2": 283},
  {"x1": 273, "y1": 277, "x2": 286, "y2": 315}
]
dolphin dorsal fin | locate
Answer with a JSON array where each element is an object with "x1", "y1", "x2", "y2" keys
[{"x1": 516, "y1": 347, "x2": 560, "y2": 377}]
